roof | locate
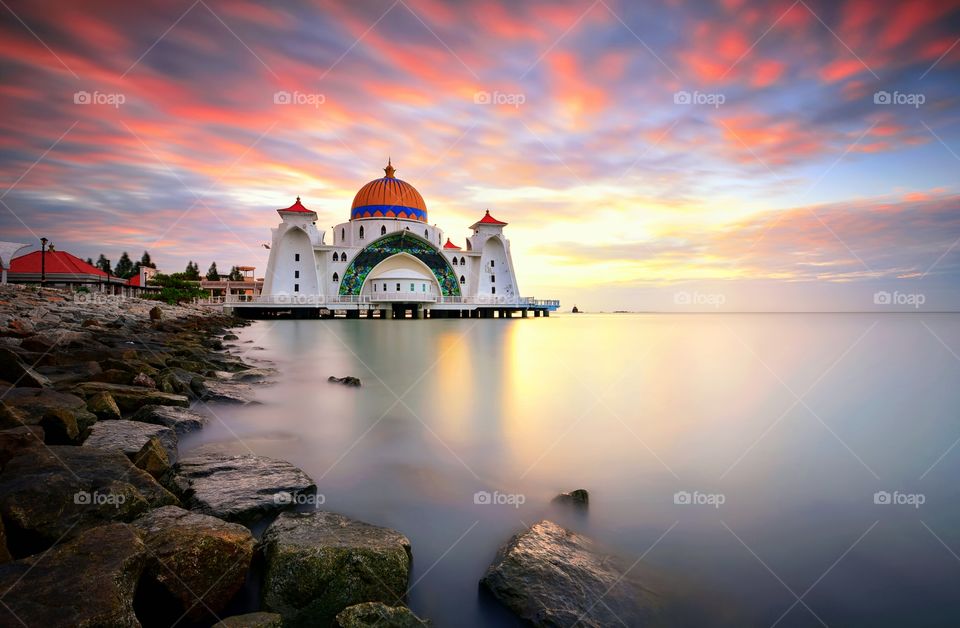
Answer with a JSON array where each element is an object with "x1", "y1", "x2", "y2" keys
[
  {"x1": 442, "y1": 238, "x2": 461, "y2": 250},
  {"x1": 471, "y1": 209, "x2": 507, "y2": 229},
  {"x1": 9, "y1": 250, "x2": 108, "y2": 278},
  {"x1": 128, "y1": 273, "x2": 143, "y2": 286},
  {"x1": 277, "y1": 197, "x2": 316, "y2": 215},
  {"x1": 350, "y1": 160, "x2": 428, "y2": 223}
]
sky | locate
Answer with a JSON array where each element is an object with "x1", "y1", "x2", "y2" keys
[{"x1": 1, "y1": 0, "x2": 959, "y2": 311}]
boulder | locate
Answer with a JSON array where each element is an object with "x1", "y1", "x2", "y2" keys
[
  {"x1": 0, "y1": 523, "x2": 146, "y2": 627},
  {"x1": 260, "y1": 511, "x2": 412, "y2": 627},
  {"x1": 335, "y1": 602, "x2": 429, "y2": 627},
  {"x1": 133, "y1": 372, "x2": 157, "y2": 388},
  {"x1": 202, "y1": 379, "x2": 258, "y2": 404},
  {"x1": 0, "y1": 426, "x2": 44, "y2": 469},
  {"x1": 328, "y1": 376, "x2": 362, "y2": 387},
  {"x1": 73, "y1": 381, "x2": 190, "y2": 412},
  {"x1": 156, "y1": 366, "x2": 205, "y2": 398},
  {"x1": 0, "y1": 347, "x2": 51, "y2": 388},
  {"x1": 552, "y1": 488, "x2": 589, "y2": 508},
  {"x1": 0, "y1": 446, "x2": 178, "y2": 555},
  {"x1": 0, "y1": 387, "x2": 97, "y2": 440},
  {"x1": 86, "y1": 390, "x2": 122, "y2": 421},
  {"x1": 133, "y1": 506, "x2": 254, "y2": 622},
  {"x1": 222, "y1": 333, "x2": 239, "y2": 341},
  {"x1": 130, "y1": 404, "x2": 208, "y2": 435},
  {"x1": 82, "y1": 419, "x2": 178, "y2": 463},
  {"x1": 132, "y1": 436, "x2": 171, "y2": 479},
  {"x1": 480, "y1": 520, "x2": 664, "y2": 627},
  {"x1": 172, "y1": 450, "x2": 315, "y2": 524},
  {"x1": 150, "y1": 305, "x2": 163, "y2": 320},
  {"x1": 212, "y1": 612, "x2": 284, "y2": 628}
]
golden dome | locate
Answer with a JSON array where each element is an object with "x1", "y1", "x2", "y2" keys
[{"x1": 350, "y1": 159, "x2": 428, "y2": 223}]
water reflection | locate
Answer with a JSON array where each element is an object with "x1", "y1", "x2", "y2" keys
[{"x1": 183, "y1": 313, "x2": 960, "y2": 627}]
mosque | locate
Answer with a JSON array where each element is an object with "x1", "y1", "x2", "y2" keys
[{"x1": 231, "y1": 160, "x2": 558, "y2": 319}]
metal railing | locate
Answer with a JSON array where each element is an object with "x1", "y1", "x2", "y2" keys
[{"x1": 218, "y1": 293, "x2": 560, "y2": 308}]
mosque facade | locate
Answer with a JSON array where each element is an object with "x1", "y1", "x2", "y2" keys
[{"x1": 244, "y1": 161, "x2": 556, "y2": 319}]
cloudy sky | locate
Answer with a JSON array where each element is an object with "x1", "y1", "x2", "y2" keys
[{"x1": 1, "y1": 0, "x2": 959, "y2": 310}]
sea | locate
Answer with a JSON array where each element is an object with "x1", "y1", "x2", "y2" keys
[{"x1": 182, "y1": 312, "x2": 960, "y2": 627}]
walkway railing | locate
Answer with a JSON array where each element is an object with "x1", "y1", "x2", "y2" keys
[{"x1": 214, "y1": 294, "x2": 561, "y2": 308}]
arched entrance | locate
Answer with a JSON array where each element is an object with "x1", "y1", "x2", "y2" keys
[{"x1": 339, "y1": 231, "x2": 461, "y2": 297}]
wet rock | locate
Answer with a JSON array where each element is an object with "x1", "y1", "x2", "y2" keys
[
  {"x1": 82, "y1": 419, "x2": 178, "y2": 464},
  {"x1": 172, "y1": 450, "x2": 315, "y2": 524},
  {"x1": 213, "y1": 612, "x2": 284, "y2": 628},
  {"x1": 156, "y1": 366, "x2": 205, "y2": 398},
  {"x1": 35, "y1": 360, "x2": 102, "y2": 385},
  {"x1": 133, "y1": 505, "x2": 254, "y2": 622},
  {"x1": 132, "y1": 436, "x2": 171, "y2": 479},
  {"x1": 73, "y1": 381, "x2": 190, "y2": 412},
  {"x1": 0, "y1": 523, "x2": 146, "y2": 627},
  {"x1": 0, "y1": 347, "x2": 51, "y2": 388},
  {"x1": 87, "y1": 390, "x2": 122, "y2": 421},
  {"x1": 328, "y1": 375, "x2": 362, "y2": 387},
  {"x1": 130, "y1": 404, "x2": 208, "y2": 435},
  {"x1": 0, "y1": 446, "x2": 178, "y2": 555},
  {"x1": 480, "y1": 520, "x2": 663, "y2": 627},
  {"x1": 552, "y1": 488, "x2": 589, "y2": 508},
  {"x1": 0, "y1": 387, "x2": 96, "y2": 439},
  {"x1": 0, "y1": 426, "x2": 44, "y2": 469},
  {"x1": 40, "y1": 407, "x2": 82, "y2": 444},
  {"x1": 150, "y1": 305, "x2": 163, "y2": 320},
  {"x1": 91, "y1": 367, "x2": 135, "y2": 385},
  {"x1": 223, "y1": 367, "x2": 276, "y2": 383},
  {"x1": 335, "y1": 602, "x2": 430, "y2": 627},
  {"x1": 133, "y1": 372, "x2": 157, "y2": 388},
  {"x1": 260, "y1": 511, "x2": 412, "y2": 627},
  {"x1": 202, "y1": 379, "x2": 258, "y2": 404},
  {"x1": 223, "y1": 333, "x2": 239, "y2": 341}
]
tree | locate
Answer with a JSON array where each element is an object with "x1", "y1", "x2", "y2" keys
[
  {"x1": 143, "y1": 272, "x2": 207, "y2": 305},
  {"x1": 183, "y1": 261, "x2": 200, "y2": 280},
  {"x1": 114, "y1": 251, "x2": 134, "y2": 279},
  {"x1": 205, "y1": 262, "x2": 220, "y2": 281},
  {"x1": 85, "y1": 257, "x2": 94, "y2": 266},
  {"x1": 95, "y1": 254, "x2": 112, "y2": 275},
  {"x1": 227, "y1": 266, "x2": 244, "y2": 281},
  {"x1": 139, "y1": 251, "x2": 156, "y2": 269}
]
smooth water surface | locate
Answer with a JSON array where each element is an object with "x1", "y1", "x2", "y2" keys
[{"x1": 184, "y1": 313, "x2": 960, "y2": 627}]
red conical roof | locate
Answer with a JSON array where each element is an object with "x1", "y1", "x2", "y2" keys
[
  {"x1": 278, "y1": 196, "x2": 315, "y2": 215},
  {"x1": 442, "y1": 238, "x2": 461, "y2": 250}
]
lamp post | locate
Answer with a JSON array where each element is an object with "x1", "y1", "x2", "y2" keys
[{"x1": 39, "y1": 237, "x2": 47, "y2": 288}]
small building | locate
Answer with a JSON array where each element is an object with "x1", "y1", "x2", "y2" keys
[
  {"x1": 6, "y1": 248, "x2": 160, "y2": 295},
  {"x1": 199, "y1": 266, "x2": 262, "y2": 302}
]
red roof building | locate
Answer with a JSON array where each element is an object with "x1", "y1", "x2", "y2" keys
[
  {"x1": 277, "y1": 196, "x2": 317, "y2": 216},
  {"x1": 442, "y1": 238, "x2": 461, "y2": 250},
  {"x1": 470, "y1": 209, "x2": 508, "y2": 230},
  {"x1": 8, "y1": 249, "x2": 151, "y2": 294}
]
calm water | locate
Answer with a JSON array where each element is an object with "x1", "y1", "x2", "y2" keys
[{"x1": 183, "y1": 313, "x2": 960, "y2": 627}]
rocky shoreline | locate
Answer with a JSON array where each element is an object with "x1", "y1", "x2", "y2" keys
[{"x1": 0, "y1": 285, "x2": 678, "y2": 627}]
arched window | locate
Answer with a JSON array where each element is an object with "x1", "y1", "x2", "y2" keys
[
  {"x1": 491, "y1": 275, "x2": 495, "y2": 283},
  {"x1": 452, "y1": 257, "x2": 458, "y2": 266},
  {"x1": 340, "y1": 251, "x2": 346, "y2": 261},
  {"x1": 332, "y1": 272, "x2": 339, "y2": 283},
  {"x1": 460, "y1": 256, "x2": 465, "y2": 265},
  {"x1": 332, "y1": 252, "x2": 339, "y2": 262},
  {"x1": 381, "y1": 225, "x2": 386, "y2": 236},
  {"x1": 460, "y1": 275, "x2": 465, "y2": 285},
  {"x1": 359, "y1": 226, "x2": 364, "y2": 239},
  {"x1": 490, "y1": 260, "x2": 495, "y2": 268},
  {"x1": 341, "y1": 228, "x2": 345, "y2": 241},
  {"x1": 424, "y1": 229, "x2": 428, "y2": 239},
  {"x1": 491, "y1": 286, "x2": 496, "y2": 294}
]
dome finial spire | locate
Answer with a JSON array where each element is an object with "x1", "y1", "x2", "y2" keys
[{"x1": 384, "y1": 157, "x2": 396, "y2": 178}]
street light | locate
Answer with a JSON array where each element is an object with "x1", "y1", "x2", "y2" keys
[{"x1": 39, "y1": 237, "x2": 47, "y2": 287}]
